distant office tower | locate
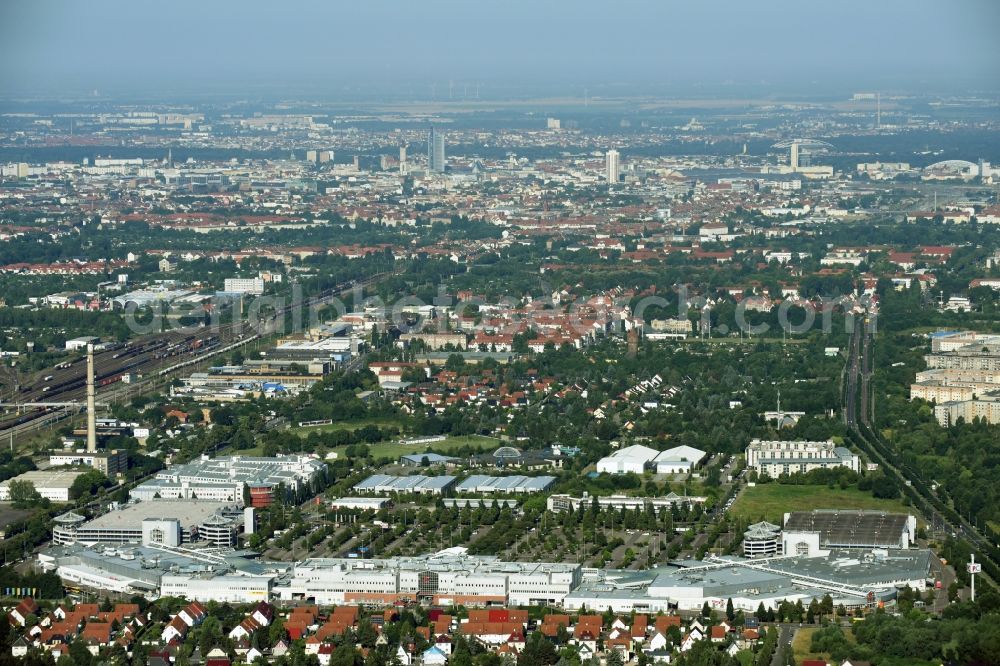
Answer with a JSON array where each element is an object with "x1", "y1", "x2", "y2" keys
[
  {"x1": 400, "y1": 145, "x2": 407, "y2": 174},
  {"x1": 305, "y1": 150, "x2": 318, "y2": 163},
  {"x1": 318, "y1": 150, "x2": 332, "y2": 163},
  {"x1": 547, "y1": 117, "x2": 561, "y2": 130},
  {"x1": 606, "y1": 149, "x2": 620, "y2": 183},
  {"x1": 428, "y1": 128, "x2": 446, "y2": 173},
  {"x1": 789, "y1": 143, "x2": 800, "y2": 170}
]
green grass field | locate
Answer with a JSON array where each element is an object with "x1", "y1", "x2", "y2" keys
[
  {"x1": 730, "y1": 484, "x2": 915, "y2": 524},
  {"x1": 792, "y1": 626, "x2": 856, "y2": 663},
  {"x1": 331, "y1": 434, "x2": 500, "y2": 461}
]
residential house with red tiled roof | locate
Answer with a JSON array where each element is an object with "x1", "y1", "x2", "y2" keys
[
  {"x1": 653, "y1": 614, "x2": 682, "y2": 634},
  {"x1": 161, "y1": 616, "x2": 189, "y2": 644},
  {"x1": 458, "y1": 621, "x2": 525, "y2": 645},
  {"x1": 7, "y1": 598, "x2": 39, "y2": 627},
  {"x1": 81, "y1": 622, "x2": 113, "y2": 655},
  {"x1": 317, "y1": 643, "x2": 335, "y2": 666}
]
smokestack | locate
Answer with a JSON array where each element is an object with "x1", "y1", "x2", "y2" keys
[{"x1": 86, "y1": 344, "x2": 97, "y2": 453}]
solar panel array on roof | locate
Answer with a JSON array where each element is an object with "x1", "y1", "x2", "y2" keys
[
  {"x1": 421, "y1": 476, "x2": 457, "y2": 491},
  {"x1": 352, "y1": 475, "x2": 457, "y2": 494},
  {"x1": 784, "y1": 510, "x2": 912, "y2": 548},
  {"x1": 457, "y1": 475, "x2": 491, "y2": 491},
  {"x1": 454, "y1": 475, "x2": 556, "y2": 494},
  {"x1": 394, "y1": 477, "x2": 422, "y2": 491},
  {"x1": 353, "y1": 474, "x2": 394, "y2": 491},
  {"x1": 519, "y1": 476, "x2": 557, "y2": 492}
]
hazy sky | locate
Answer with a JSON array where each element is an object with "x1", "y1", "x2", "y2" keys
[{"x1": 1, "y1": 0, "x2": 998, "y2": 98}]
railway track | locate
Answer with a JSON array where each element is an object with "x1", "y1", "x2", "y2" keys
[
  {"x1": 844, "y1": 317, "x2": 1000, "y2": 590},
  {"x1": 0, "y1": 270, "x2": 399, "y2": 442}
]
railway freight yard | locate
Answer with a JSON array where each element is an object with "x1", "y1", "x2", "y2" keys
[{"x1": 0, "y1": 325, "x2": 246, "y2": 443}]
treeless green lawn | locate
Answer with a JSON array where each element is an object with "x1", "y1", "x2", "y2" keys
[{"x1": 730, "y1": 484, "x2": 916, "y2": 524}]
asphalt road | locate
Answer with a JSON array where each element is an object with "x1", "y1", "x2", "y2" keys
[
  {"x1": 771, "y1": 625, "x2": 793, "y2": 666},
  {"x1": 929, "y1": 551, "x2": 956, "y2": 613},
  {"x1": 844, "y1": 316, "x2": 997, "y2": 588}
]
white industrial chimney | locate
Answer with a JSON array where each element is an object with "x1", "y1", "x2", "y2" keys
[{"x1": 86, "y1": 344, "x2": 97, "y2": 453}]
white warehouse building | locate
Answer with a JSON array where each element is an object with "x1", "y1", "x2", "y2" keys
[
  {"x1": 161, "y1": 573, "x2": 272, "y2": 604},
  {"x1": 596, "y1": 444, "x2": 659, "y2": 474},
  {"x1": 279, "y1": 548, "x2": 581, "y2": 607},
  {"x1": 131, "y1": 454, "x2": 325, "y2": 504},
  {"x1": 0, "y1": 470, "x2": 86, "y2": 503},
  {"x1": 38, "y1": 543, "x2": 932, "y2": 612},
  {"x1": 564, "y1": 549, "x2": 931, "y2": 614},
  {"x1": 596, "y1": 444, "x2": 707, "y2": 475},
  {"x1": 37, "y1": 542, "x2": 278, "y2": 602},
  {"x1": 653, "y1": 445, "x2": 708, "y2": 474}
]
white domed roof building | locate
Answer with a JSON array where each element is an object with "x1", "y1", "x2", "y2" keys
[{"x1": 922, "y1": 160, "x2": 979, "y2": 181}]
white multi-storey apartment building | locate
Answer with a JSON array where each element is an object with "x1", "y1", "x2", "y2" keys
[
  {"x1": 934, "y1": 393, "x2": 1000, "y2": 426},
  {"x1": 745, "y1": 439, "x2": 859, "y2": 478},
  {"x1": 223, "y1": 277, "x2": 265, "y2": 295},
  {"x1": 924, "y1": 346, "x2": 1000, "y2": 371},
  {"x1": 605, "y1": 149, "x2": 620, "y2": 183}
]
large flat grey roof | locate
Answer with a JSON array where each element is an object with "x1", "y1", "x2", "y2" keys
[
  {"x1": 454, "y1": 475, "x2": 556, "y2": 493},
  {"x1": 765, "y1": 549, "x2": 931, "y2": 586},
  {"x1": 352, "y1": 474, "x2": 457, "y2": 493},
  {"x1": 0, "y1": 469, "x2": 86, "y2": 490},
  {"x1": 83, "y1": 500, "x2": 235, "y2": 530}
]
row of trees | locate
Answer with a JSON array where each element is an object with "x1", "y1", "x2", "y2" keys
[
  {"x1": 873, "y1": 289, "x2": 1000, "y2": 533},
  {"x1": 813, "y1": 604, "x2": 1000, "y2": 664}
]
